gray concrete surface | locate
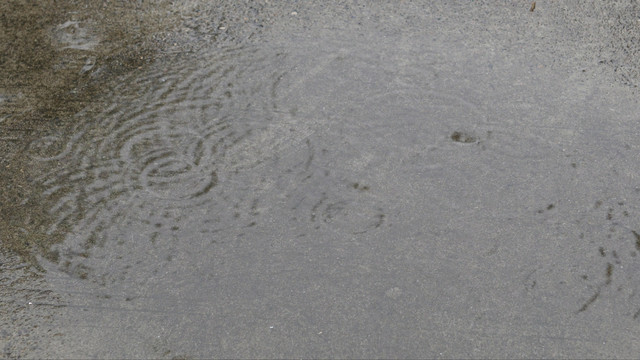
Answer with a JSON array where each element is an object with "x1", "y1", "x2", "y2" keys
[{"x1": 3, "y1": 1, "x2": 640, "y2": 358}]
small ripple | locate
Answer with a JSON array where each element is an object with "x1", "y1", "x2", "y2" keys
[
  {"x1": 309, "y1": 194, "x2": 386, "y2": 235},
  {"x1": 28, "y1": 133, "x2": 82, "y2": 161},
  {"x1": 115, "y1": 123, "x2": 219, "y2": 201}
]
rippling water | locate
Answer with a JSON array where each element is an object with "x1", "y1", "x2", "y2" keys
[
  {"x1": 30, "y1": 39, "x2": 403, "y2": 281},
  {"x1": 12, "y1": 2, "x2": 640, "y2": 357},
  {"x1": 29, "y1": 45, "x2": 280, "y2": 272},
  {"x1": 28, "y1": 32, "x2": 583, "y2": 285}
]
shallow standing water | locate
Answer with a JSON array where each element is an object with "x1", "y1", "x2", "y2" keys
[{"x1": 4, "y1": 1, "x2": 640, "y2": 358}]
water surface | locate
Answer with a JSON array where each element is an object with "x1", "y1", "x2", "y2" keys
[{"x1": 5, "y1": 1, "x2": 640, "y2": 358}]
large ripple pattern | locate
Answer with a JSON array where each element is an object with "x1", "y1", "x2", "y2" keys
[{"x1": 31, "y1": 44, "x2": 295, "y2": 263}]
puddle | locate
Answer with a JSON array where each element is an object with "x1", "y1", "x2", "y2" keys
[
  {"x1": 23, "y1": 38, "x2": 391, "y2": 283},
  {"x1": 4, "y1": 1, "x2": 640, "y2": 358}
]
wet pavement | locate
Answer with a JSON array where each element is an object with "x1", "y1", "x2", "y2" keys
[{"x1": 3, "y1": 1, "x2": 640, "y2": 358}]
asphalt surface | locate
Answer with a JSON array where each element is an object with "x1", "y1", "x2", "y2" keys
[{"x1": 3, "y1": 1, "x2": 640, "y2": 358}]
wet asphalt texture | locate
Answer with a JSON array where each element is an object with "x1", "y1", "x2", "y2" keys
[{"x1": 3, "y1": 1, "x2": 640, "y2": 358}]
